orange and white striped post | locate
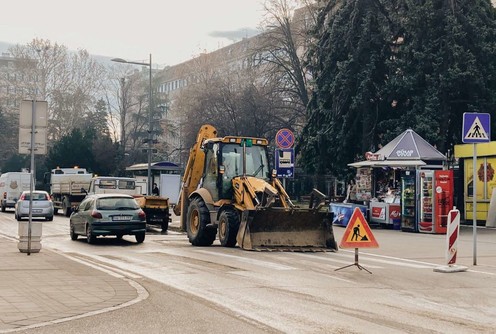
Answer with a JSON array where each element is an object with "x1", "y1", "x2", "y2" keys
[{"x1": 434, "y1": 207, "x2": 468, "y2": 273}]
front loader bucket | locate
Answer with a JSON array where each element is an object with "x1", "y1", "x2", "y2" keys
[{"x1": 236, "y1": 208, "x2": 337, "y2": 252}]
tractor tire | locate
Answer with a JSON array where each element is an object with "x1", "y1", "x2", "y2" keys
[
  {"x1": 187, "y1": 197, "x2": 216, "y2": 246},
  {"x1": 218, "y1": 209, "x2": 240, "y2": 247}
]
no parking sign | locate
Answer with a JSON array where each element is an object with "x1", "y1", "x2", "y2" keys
[{"x1": 276, "y1": 128, "x2": 294, "y2": 149}]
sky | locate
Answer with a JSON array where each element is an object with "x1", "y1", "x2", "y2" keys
[{"x1": 0, "y1": 0, "x2": 266, "y2": 66}]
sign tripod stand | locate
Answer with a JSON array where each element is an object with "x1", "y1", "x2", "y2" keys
[{"x1": 335, "y1": 248, "x2": 372, "y2": 274}]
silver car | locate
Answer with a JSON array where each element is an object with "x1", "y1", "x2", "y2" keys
[
  {"x1": 15, "y1": 190, "x2": 54, "y2": 221},
  {"x1": 69, "y1": 194, "x2": 147, "y2": 244}
]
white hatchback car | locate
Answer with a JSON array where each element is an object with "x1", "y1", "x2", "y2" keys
[{"x1": 15, "y1": 190, "x2": 54, "y2": 221}]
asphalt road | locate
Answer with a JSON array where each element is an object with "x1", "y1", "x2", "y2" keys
[{"x1": 1, "y1": 210, "x2": 496, "y2": 333}]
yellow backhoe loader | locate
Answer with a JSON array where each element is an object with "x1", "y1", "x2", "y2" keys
[{"x1": 173, "y1": 124, "x2": 337, "y2": 251}]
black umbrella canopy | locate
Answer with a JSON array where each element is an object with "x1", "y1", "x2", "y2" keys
[{"x1": 375, "y1": 129, "x2": 447, "y2": 161}]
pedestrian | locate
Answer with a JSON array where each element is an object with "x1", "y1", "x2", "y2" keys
[{"x1": 152, "y1": 183, "x2": 160, "y2": 196}]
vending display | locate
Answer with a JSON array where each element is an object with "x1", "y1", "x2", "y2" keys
[
  {"x1": 418, "y1": 171, "x2": 434, "y2": 232},
  {"x1": 433, "y1": 170, "x2": 454, "y2": 233},
  {"x1": 401, "y1": 169, "x2": 454, "y2": 234},
  {"x1": 400, "y1": 171, "x2": 417, "y2": 232},
  {"x1": 417, "y1": 170, "x2": 454, "y2": 233}
]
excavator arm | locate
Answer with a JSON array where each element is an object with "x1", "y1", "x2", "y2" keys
[{"x1": 173, "y1": 124, "x2": 218, "y2": 230}]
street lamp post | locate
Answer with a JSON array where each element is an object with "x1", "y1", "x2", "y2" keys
[{"x1": 112, "y1": 54, "x2": 153, "y2": 195}]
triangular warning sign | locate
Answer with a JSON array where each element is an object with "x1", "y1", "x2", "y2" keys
[
  {"x1": 340, "y1": 208, "x2": 379, "y2": 248},
  {"x1": 464, "y1": 116, "x2": 489, "y2": 141}
]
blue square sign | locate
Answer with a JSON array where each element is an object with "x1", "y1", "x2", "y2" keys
[
  {"x1": 275, "y1": 148, "x2": 294, "y2": 178},
  {"x1": 462, "y1": 113, "x2": 491, "y2": 143}
]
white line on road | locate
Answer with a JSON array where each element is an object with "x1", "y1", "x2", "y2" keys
[{"x1": 195, "y1": 250, "x2": 297, "y2": 270}]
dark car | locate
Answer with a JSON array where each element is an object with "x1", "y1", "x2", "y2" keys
[{"x1": 69, "y1": 194, "x2": 146, "y2": 244}]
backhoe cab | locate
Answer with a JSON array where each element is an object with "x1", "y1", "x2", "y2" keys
[{"x1": 174, "y1": 124, "x2": 337, "y2": 251}]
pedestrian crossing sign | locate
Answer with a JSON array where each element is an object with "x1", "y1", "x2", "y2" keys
[
  {"x1": 462, "y1": 113, "x2": 491, "y2": 143},
  {"x1": 339, "y1": 208, "x2": 379, "y2": 248}
]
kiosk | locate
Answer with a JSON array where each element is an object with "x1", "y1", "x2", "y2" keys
[{"x1": 348, "y1": 129, "x2": 449, "y2": 232}]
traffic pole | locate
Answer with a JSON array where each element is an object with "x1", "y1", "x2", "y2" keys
[{"x1": 434, "y1": 207, "x2": 467, "y2": 273}]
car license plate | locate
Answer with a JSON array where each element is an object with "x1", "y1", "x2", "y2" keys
[
  {"x1": 33, "y1": 209, "x2": 42, "y2": 213},
  {"x1": 112, "y1": 215, "x2": 132, "y2": 221}
]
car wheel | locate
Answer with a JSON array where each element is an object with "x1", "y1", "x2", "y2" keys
[
  {"x1": 1, "y1": 203, "x2": 5, "y2": 212},
  {"x1": 46, "y1": 216, "x2": 53, "y2": 222},
  {"x1": 70, "y1": 223, "x2": 78, "y2": 241},
  {"x1": 86, "y1": 225, "x2": 96, "y2": 244},
  {"x1": 135, "y1": 232, "x2": 145, "y2": 244}
]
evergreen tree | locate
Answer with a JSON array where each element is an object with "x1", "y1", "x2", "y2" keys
[
  {"x1": 386, "y1": 0, "x2": 496, "y2": 153},
  {"x1": 299, "y1": 0, "x2": 496, "y2": 176},
  {"x1": 300, "y1": 0, "x2": 398, "y2": 176},
  {"x1": 44, "y1": 128, "x2": 95, "y2": 171},
  {"x1": 0, "y1": 107, "x2": 19, "y2": 169}
]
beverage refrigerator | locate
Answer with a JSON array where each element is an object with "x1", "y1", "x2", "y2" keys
[
  {"x1": 418, "y1": 170, "x2": 453, "y2": 234},
  {"x1": 400, "y1": 170, "x2": 417, "y2": 232},
  {"x1": 400, "y1": 169, "x2": 454, "y2": 233}
]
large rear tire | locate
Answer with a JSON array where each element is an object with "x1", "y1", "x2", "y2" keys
[
  {"x1": 187, "y1": 197, "x2": 216, "y2": 246},
  {"x1": 218, "y1": 209, "x2": 240, "y2": 247}
]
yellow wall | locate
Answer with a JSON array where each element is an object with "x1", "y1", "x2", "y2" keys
[
  {"x1": 455, "y1": 141, "x2": 496, "y2": 158},
  {"x1": 455, "y1": 141, "x2": 496, "y2": 221}
]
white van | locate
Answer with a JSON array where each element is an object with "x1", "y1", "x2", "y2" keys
[{"x1": 0, "y1": 172, "x2": 32, "y2": 212}]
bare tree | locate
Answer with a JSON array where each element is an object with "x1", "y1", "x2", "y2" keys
[
  {"x1": 7, "y1": 38, "x2": 106, "y2": 141},
  {"x1": 104, "y1": 64, "x2": 169, "y2": 170},
  {"x1": 174, "y1": 52, "x2": 292, "y2": 152},
  {"x1": 253, "y1": 0, "x2": 316, "y2": 130}
]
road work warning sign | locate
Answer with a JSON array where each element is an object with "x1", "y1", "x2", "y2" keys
[{"x1": 340, "y1": 207, "x2": 379, "y2": 248}]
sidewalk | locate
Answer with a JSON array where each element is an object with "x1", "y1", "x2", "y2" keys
[{"x1": 0, "y1": 236, "x2": 142, "y2": 333}]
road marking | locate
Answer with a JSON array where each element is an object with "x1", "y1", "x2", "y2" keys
[
  {"x1": 292, "y1": 251, "x2": 434, "y2": 269},
  {"x1": 467, "y1": 269, "x2": 496, "y2": 276},
  {"x1": 141, "y1": 248, "x2": 296, "y2": 270},
  {"x1": 195, "y1": 250, "x2": 297, "y2": 270},
  {"x1": 341, "y1": 250, "x2": 438, "y2": 269},
  {"x1": 290, "y1": 253, "x2": 382, "y2": 269},
  {"x1": 63, "y1": 253, "x2": 143, "y2": 279}
]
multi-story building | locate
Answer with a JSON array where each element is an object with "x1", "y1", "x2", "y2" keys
[{"x1": 154, "y1": 6, "x2": 312, "y2": 165}]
